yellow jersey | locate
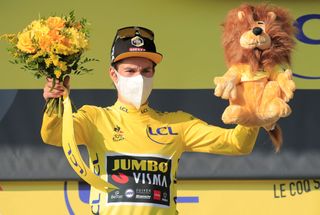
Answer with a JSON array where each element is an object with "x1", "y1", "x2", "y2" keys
[{"x1": 41, "y1": 100, "x2": 259, "y2": 215}]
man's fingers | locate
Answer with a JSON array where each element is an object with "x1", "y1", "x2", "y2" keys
[
  {"x1": 44, "y1": 91, "x2": 64, "y2": 97},
  {"x1": 44, "y1": 87, "x2": 64, "y2": 94},
  {"x1": 46, "y1": 77, "x2": 62, "y2": 84},
  {"x1": 45, "y1": 84, "x2": 64, "y2": 92},
  {"x1": 46, "y1": 81, "x2": 64, "y2": 90},
  {"x1": 43, "y1": 81, "x2": 65, "y2": 100},
  {"x1": 43, "y1": 91, "x2": 64, "y2": 101},
  {"x1": 63, "y1": 75, "x2": 70, "y2": 89}
]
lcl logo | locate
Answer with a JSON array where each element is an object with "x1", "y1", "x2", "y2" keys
[
  {"x1": 294, "y1": 14, "x2": 320, "y2": 79},
  {"x1": 147, "y1": 126, "x2": 178, "y2": 136},
  {"x1": 146, "y1": 125, "x2": 178, "y2": 145},
  {"x1": 295, "y1": 14, "x2": 320, "y2": 45}
]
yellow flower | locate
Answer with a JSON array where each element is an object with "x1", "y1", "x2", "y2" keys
[
  {"x1": 30, "y1": 21, "x2": 50, "y2": 42},
  {"x1": 16, "y1": 31, "x2": 36, "y2": 53},
  {"x1": 53, "y1": 43, "x2": 77, "y2": 55},
  {"x1": 50, "y1": 54, "x2": 67, "y2": 72},
  {"x1": 45, "y1": 58, "x2": 52, "y2": 68},
  {"x1": 48, "y1": 29, "x2": 64, "y2": 42},
  {"x1": 58, "y1": 61, "x2": 67, "y2": 71},
  {"x1": 54, "y1": 69, "x2": 62, "y2": 78},
  {"x1": 50, "y1": 54, "x2": 59, "y2": 66},
  {"x1": 47, "y1": 17, "x2": 65, "y2": 30},
  {"x1": 31, "y1": 50, "x2": 45, "y2": 60},
  {"x1": 67, "y1": 27, "x2": 88, "y2": 49},
  {"x1": 29, "y1": 20, "x2": 42, "y2": 30},
  {"x1": 39, "y1": 35, "x2": 53, "y2": 52}
]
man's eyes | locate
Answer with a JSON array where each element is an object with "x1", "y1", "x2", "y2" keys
[
  {"x1": 125, "y1": 69, "x2": 135, "y2": 73},
  {"x1": 124, "y1": 70, "x2": 152, "y2": 73},
  {"x1": 142, "y1": 70, "x2": 153, "y2": 74},
  {"x1": 122, "y1": 68, "x2": 153, "y2": 73}
]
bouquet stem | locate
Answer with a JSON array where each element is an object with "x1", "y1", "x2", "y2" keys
[
  {"x1": 58, "y1": 97, "x2": 62, "y2": 118},
  {"x1": 43, "y1": 96, "x2": 77, "y2": 118}
]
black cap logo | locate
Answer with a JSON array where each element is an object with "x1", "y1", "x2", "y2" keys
[
  {"x1": 131, "y1": 36, "x2": 144, "y2": 47},
  {"x1": 111, "y1": 46, "x2": 115, "y2": 61}
]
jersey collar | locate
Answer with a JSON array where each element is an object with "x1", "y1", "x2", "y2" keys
[{"x1": 114, "y1": 100, "x2": 150, "y2": 115}]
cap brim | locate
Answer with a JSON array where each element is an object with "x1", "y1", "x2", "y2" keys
[{"x1": 113, "y1": 52, "x2": 163, "y2": 64}]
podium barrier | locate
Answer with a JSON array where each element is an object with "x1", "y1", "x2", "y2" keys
[{"x1": 1, "y1": 179, "x2": 320, "y2": 215}]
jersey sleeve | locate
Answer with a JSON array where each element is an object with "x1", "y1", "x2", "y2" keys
[
  {"x1": 181, "y1": 113, "x2": 259, "y2": 155},
  {"x1": 40, "y1": 105, "x2": 98, "y2": 147}
]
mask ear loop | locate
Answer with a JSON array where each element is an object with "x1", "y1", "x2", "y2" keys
[{"x1": 112, "y1": 67, "x2": 120, "y2": 86}]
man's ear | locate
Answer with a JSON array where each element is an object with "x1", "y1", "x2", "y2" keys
[{"x1": 109, "y1": 66, "x2": 117, "y2": 83}]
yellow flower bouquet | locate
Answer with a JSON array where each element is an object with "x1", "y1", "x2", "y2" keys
[{"x1": 1, "y1": 11, "x2": 97, "y2": 117}]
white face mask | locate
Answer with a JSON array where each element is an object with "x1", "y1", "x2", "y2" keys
[{"x1": 114, "y1": 69, "x2": 153, "y2": 109}]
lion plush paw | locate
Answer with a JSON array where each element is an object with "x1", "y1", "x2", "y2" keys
[
  {"x1": 214, "y1": 76, "x2": 238, "y2": 100},
  {"x1": 278, "y1": 69, "x2": 296, "y2": 102},
  {"x1": 222, "y1": 105, "x2": 249, "y2": 125},
  {"x1": 261, "y1": 98, "x2": 292, "y2": 120}
]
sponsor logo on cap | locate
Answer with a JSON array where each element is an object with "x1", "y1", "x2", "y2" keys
[
  {"x1": 129, "y1": 47, "x2": 146, "y2": 52},
  {"x1": 131, "y1": 36, "x2": 144, "y2": 47},
  {"x1": 111, "y1": 46, "x2": 115, "y2": 61}
]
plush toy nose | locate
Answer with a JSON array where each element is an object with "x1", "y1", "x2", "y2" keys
[{"x1": 252, "y1": 27, "x2": 263, "y2": 35}]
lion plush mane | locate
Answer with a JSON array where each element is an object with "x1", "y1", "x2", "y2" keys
[{"x1": 223, "y1": 3, "x2": 295, "y2": 72}]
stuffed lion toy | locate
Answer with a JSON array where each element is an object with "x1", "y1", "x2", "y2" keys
[{"x1": 214, "y1": 4, "x2": 296, "y2": 152}]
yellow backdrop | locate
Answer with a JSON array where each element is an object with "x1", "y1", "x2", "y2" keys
[{"x1": 0, "y1": 0, "x2": 319, "y2": 89}]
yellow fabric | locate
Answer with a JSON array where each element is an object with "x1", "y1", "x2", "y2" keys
[
  {"x1": 41, "y1": 100, "x2": 259, "y2": 215},
  {"x1": 62, "y1": 97, "x2": 118, "y2": 192}
]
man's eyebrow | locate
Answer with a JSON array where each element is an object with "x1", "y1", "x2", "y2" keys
[
  {"x1": 122, "y1": 66, "x2": 153, "y2": 71},
  {"x1": 142, "y1": 66, "x2": 153, "y2": 70},
  {"x1": 122, "y1": 66, "x2": 137, "y2": 71}
]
